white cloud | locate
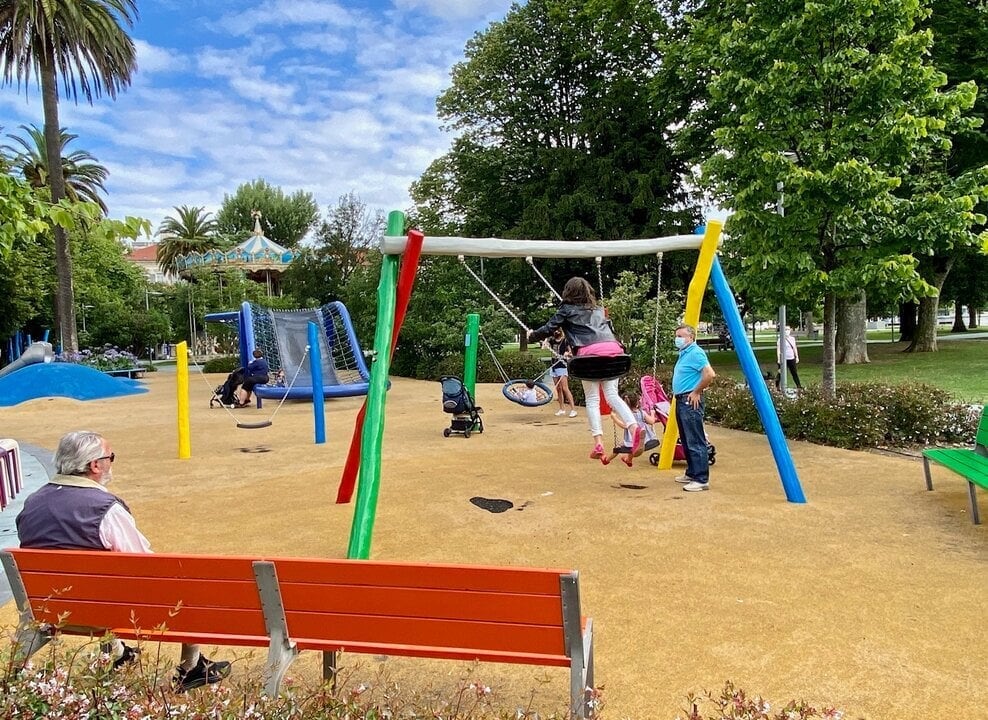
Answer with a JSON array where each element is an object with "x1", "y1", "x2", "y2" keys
[
  {"x1": 214, "y1": 0, "x2": 362, "y2": 36},
  {"x1": 133, "y1": 39, "x2": 187, "y2": 74}
]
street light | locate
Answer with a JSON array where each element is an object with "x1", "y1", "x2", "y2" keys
[
  {"x1": 144, "y1": 289, "x2": 163, "y2": 311},
  {"x1": 80, "y1": 305, "x2": 94, "y2": 334},
  {"x1": 776, "y1": 180, "x2": 788, "y2": 396}
]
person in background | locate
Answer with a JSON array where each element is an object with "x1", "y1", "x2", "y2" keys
[
  {"x1": 16, "y1": 431, "x2": 232, "y2": 692},
  {"x1": 671, "y1": 324, "x2": 716, "y2": 492},
  {"x1": 776, "y1": 326, "x2": 803, "y2": 391},
  {"x1": 237, "y1": 348, "x2": 270, "y2": 407},
  {"x1": 546, "y1": 328, "x2": 577, "y2": 417}
]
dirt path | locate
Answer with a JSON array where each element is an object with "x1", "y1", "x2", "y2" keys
[{"x1": 1, "y1": 373, "x2": 984, "y2": 718}]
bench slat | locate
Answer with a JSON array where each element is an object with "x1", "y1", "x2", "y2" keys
[
  {"x1": 26, "y1": 598, "x2": 268, "y2": 637},
  {"x1": 284, "y1": 610, "x2": 565, "y2": 656},
  {"x1": 18, "y1": 572, "x2": 262, "y2": 610},
  {"x1": 274, "y1": 558, "x2": 567, "y2": 594},
  {"x1": 279, "y1": 583, "x2": 563, "y2": 625},
  {"x1": 923, "y1": 449, "x2": 988, "y2": 487},
  {"x1": 292, "y1": 638, "x2": 572, "y2": 667},
  {"x1": 9, "y1": 550, "x2": 257, "y2": 580}
]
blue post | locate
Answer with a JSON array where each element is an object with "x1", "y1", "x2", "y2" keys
[
  {"x1": 14, "y1": 331, "x2": 22, "y2": 359},
  {"x1": 308, "y1": 321, "x2": 326, "y2": 444},
  {"x1": 42, "y1": 329, "x2": 50, "y2": 342},
  {"x1": 709, "y1": 257, "x2": 806, "y2": 503}
]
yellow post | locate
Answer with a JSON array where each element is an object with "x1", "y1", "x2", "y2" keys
[
  {"x1": 176, "y1": 340, "x2": 191, "y2": 459},
  {"x1": 658, "y1": 220, "x2": 724, "y2": 469}
]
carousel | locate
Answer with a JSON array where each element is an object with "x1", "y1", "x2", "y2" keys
[{"x1": 175, "y1": 210, "x2": 296, "y2": 296}]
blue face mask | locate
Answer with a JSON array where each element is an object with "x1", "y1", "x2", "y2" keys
[{"x1": 674, "y1": 336, "x2": 687, "y2": 350}]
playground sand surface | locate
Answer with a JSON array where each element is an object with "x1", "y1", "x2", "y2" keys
[{"x1": 1, "y1": 373, "x2": 984, "y2": 719}]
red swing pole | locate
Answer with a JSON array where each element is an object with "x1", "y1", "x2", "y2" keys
[{"x1": 336, "y1": 225, "x2": 424, "y2": 504}]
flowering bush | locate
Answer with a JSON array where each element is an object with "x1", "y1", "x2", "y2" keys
[
  {"x1": 56, "y1": 345, "x2": 140, "y2": 372},
  {"x1": 681, "y1": 681, "x2": 844, "y2": 720},
  {"x1": 705, "y1": 377, "x2": 981, "y2": 450},
  {"x1": 1, "y1": 637, "x2": 582, "y2": 720}
]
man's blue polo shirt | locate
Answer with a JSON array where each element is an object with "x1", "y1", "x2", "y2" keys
[{"x1": 672, "y1": 341, "x2": 709, "y2": 395}]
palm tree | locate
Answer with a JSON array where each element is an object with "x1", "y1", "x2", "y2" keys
[
  {"x1": 157, "y1": 205, "x2": 220, "y2": 276},
  {"x1": 0, "y1": 0, "x2": 138, "y2": 352},
  {"x1": 5, "y1": 124, "x2": 109, "y2": 213}
]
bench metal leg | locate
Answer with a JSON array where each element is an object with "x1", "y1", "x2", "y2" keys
[
  {"x1": 922, "y1": 457, "x2": 934, "y2": 491},
  {"x1": 968, "y1": 481, "x2": 981, "y2": 525},
  {"x1": 1, "y1": 550, "x2": 51, "y2": 664},
  {"x1": 252, "y1": 561, "x2": 299, "y2": 696},
  {"x1": 322, "y1": 650, "x2": 338, "y2": 690}
]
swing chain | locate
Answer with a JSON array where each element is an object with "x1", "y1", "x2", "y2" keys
[
  {"x1": 526, "y1": 256, "x2": 563, "y2": 301},
  {"x1": 652, "y1": 251, "x2": 663, "y2": 378}
]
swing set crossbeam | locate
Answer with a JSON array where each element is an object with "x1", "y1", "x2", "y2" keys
[{"x1": 380, "y1": 234, "x2": 710, "y2": 258}]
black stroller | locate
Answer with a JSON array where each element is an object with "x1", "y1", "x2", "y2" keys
[
  {"x1": 440, "y1": 376, "x2": 483, "y2": 438},
  {"x1": 210, "y1": 367, "x2": 244, "y2": 408}
]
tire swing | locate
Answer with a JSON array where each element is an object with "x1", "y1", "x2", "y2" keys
[{"x1": 478, "y1": 332, "x2": 554, "y2": 407}]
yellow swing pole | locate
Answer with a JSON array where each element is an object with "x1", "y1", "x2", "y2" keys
[{"x1": 658, "y1": 221, "x2": 723, "y2": 469}]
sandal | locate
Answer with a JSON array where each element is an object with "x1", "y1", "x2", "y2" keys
[{"x1": 589, "y1": 444, "x2": 605, "y2": 460}]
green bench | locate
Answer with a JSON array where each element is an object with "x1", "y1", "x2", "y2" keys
[{"x1": 922, "y1": 406, "x2": 988, "y2": 524}]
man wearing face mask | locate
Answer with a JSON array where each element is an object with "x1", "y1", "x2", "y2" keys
[
  {"x1": 16, "y1": 430, "x2": 231, "y2": 692},
  {"x1": 672, "y1": 325, "x2": 716, "y2": 491}
]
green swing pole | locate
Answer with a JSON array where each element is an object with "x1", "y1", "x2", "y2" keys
[
  {"x1": 463, "y1": 313, "x2": 480, "y2": 400},
  {"x1": 347, "y1": 212, "x2": 402, "y2": 559}
]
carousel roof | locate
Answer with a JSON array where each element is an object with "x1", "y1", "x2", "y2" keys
[{"x1": 175, "y1": 212, "x2": 296, "y2": 272}]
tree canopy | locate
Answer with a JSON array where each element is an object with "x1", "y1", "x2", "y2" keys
[{"x1": 215, "y1": 179, "x2": 319, "y2": 249}]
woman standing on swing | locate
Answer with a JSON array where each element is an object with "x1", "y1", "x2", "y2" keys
[{"x1": 528, "y1": 277, "x2": 641, "y2": 463}]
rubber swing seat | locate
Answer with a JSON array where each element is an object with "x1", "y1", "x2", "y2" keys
[
  {"x1": 237, "y1": 421, "x2": 273, "y2": 429},
  {"x1": 567, "y1": 354, "x2": 632, "y2": 381}
]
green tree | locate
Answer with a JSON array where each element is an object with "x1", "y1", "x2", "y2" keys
[
  {"x1": 414, "y1": 0, "x2": 699, "y2": 241},
  {"x1": 0, "y1": 0, "x2": 138, "y2": 352},
  {"x1": 215, "y1": 179, "x2": 319, "y2": 249},
  {"x1": 156, "y1": 205, "x2": 220, "y2": 276},
  {"x1": 691, "y1": 0, "x2": 985, "y2": 398},
  {"x1": 4, "y1": 124, "x2": 109, "y2": 212},
  {"x1": 282, "y1": 192, "x2": 383, "y2": 306}
]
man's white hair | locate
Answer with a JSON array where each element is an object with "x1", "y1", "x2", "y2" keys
[{"x1": 55, "y1": 430, "x2": 105, "y2": 475}]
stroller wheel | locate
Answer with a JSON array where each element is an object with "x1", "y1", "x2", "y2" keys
[
  {"x1": 443, "y1": 428, "x2": 452, "y2": 437},
  {"x1": 707, "y1": 444, "x2": 716, "y2": 465},
  {"x1": 649, "y1": 452, "x2": 659, "y2": 466},
  {"x1": 463, "y1": 428, "x2": 471, "y2": 439}
]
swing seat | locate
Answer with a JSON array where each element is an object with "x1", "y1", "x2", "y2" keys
[
  {"x1": 502, "y1": 379, "x2": 554, "y2": 407},
  {"x1": 567, "y1": 354, "x2": 632, "y2": 381},
  {"x1": 237, "y1": 421, "x2": 273, "y2": 429}
]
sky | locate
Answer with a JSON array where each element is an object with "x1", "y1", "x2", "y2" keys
[{"x1": 0, "y1": 0, "x2": 516, "y2": 238}]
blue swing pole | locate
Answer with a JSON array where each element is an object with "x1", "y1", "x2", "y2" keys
[
  {"x1": 308, "y1": 320, "x2": 326, "y2": 445},
  {"x1": 709, "y1": 256, "x2": 806, "y2": 503}
]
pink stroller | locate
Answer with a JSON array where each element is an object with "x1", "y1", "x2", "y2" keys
[{"x1": 640, "y1": 376, "x2": 716, "y2": 467}]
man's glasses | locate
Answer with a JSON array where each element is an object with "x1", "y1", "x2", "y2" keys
[{"x1": 96, "y1": 453, "x2": 115, "y2": 463}]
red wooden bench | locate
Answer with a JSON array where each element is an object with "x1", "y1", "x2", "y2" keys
[{"x1": 1, "y1": 549, "x2": 594, "y2": 718}]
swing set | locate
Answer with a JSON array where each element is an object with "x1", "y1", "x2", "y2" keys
[{"x1": 337, "y1": 212, "x2": 806, "y2": 561}]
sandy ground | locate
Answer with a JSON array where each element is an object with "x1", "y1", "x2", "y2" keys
[{"x1": 0, "y1": 372, "x2": 985, "y2": 719}]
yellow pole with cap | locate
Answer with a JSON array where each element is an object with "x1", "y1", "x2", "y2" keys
[
  {"x1": 658, "y1": 220, "x2": 723, "y2": 469},
  {"x1": 177, "y1": 340, "x2": 191, "y2": 459}
]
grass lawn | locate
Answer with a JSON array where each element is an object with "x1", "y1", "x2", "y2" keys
[{"x1": 706, "y1": 337, "x2": 988, "y2": 404}]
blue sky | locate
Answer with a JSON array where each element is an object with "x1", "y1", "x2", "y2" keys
[{"x1": 0, "y1": 0, "x2": 515, "y2": 236}]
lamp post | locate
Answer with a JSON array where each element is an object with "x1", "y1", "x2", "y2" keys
[
  {"x1": 144, "y1": 289, "x2": 163, "y2": 311},
  {"x1": 81, "y1": 305, "x2": 94, "y2": 334},
  {"x1": 776, "y1": 181, "x2": 788, "y2": 396}
]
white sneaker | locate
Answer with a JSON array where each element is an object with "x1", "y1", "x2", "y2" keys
[
  {"x1": 682, "y1": 481, "x2": 709, "y2": 492},
  {"x1": 674, "y1": 475, "x2": 694, "y2": 483},
  {"x1": 568, "y1": 410, "x2": 578, "y2": 417},
  {"x1": 554, "y1": 409, "x2": 566, "y2": 416}
]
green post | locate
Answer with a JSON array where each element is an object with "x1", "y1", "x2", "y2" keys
[
  {"x1": 463, "y1": 313, "x2": 480, "y2": 400},
  {"x1": 347, "y1": 211, "x2": 403, "y2": 559}
]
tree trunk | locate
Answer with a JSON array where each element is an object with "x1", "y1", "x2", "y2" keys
[
  {"x1": 968, "y1": 305, "x2": 979, "y2": 329},
  {"x1": 821, "y1": 292, "x2": 837, "y2": 400},
  {"x1": 801, "y1": 310, "x2": 816, "y2": 339},
  {"x1": 835, "y1": 290, "x2": 870, "y2": 364},
  {"x1": 41, "y1": 58, "x2": 77, "y2": 352},
  {"x1": 951, "y1": 303, "x2": 967, "y2": 333},
  {"x1": 909, "y1": 296, "x2": 940, "y2": 352},
  {"x1": 906, "y1": 260, "x2": 952, "y2": 353},
  {"x1": 898, "y1": 301, "x2": 917, "y2": 343}
]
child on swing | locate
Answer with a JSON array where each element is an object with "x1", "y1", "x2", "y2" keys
[
  {"x1": 528, "y1": 277, "x2": 641, "y2": 463},
  {"x1": 601, "y1": 392, "x2": 657, "y2": 467}
]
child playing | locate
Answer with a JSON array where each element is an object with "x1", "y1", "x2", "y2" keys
[
  {"x1": 521, "y1": 380, "x2": 539, "y2": 405},
  {"x1": 602, "y1": 392, "x2": 657, "y2": 467}
]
